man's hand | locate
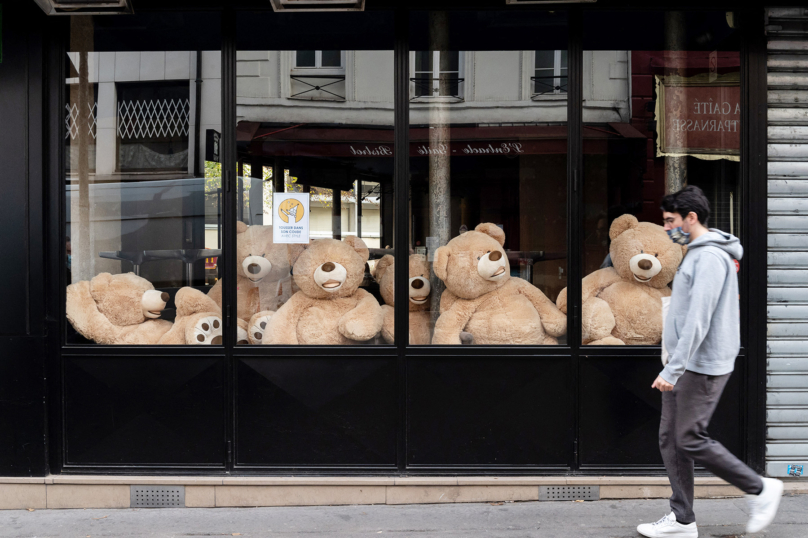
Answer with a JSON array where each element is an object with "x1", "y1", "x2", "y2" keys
[{"x1": 652, "y1": 375, "x2": 674, "y2": 392}]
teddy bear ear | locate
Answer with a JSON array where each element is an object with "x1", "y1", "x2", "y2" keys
[
  {"x1": 343, "y1": 235, "x2": 370, "y2": 263},
  {"x1": 609, "y1": 214, "x2": 640, "y2": 241},
  {"x1": 237, "y1": 221, "x2": 249, "y2": 234},
  {"x1": 88, "y1": 272, "x2": 113, "y2": 298},
  {"x1": 287, "y1": 242, "x2": 310, "y2": 266},
  {"x1": 375, "y1": 254, "x2": 394, "y2": 281},
  {"x1": 474, "y1": 223, "x2": 506, "y2": 246},
  {"x1": 433, "y1": 246, "x2": 450, "y2": 282}
]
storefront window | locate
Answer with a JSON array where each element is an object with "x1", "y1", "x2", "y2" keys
[
  {"x1": 236, "y1": 11, "x2": 394, "y2": 345},
  {"x1": 64, "y1": 14, "x2": 223, "y2": 345},
  {"x1": 409, "y1": 10, "x2": 569, "y2": 346},
  {"x1": 575, "y1": 11, "x2": 741, "y2": 345}
]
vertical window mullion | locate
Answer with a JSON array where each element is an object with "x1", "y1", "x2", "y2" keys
[{"x1": 433, "y1": 50, "x2": 440, "y2": 95}]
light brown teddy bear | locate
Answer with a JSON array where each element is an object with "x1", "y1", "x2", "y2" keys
[
  {"x1": 261, "y1": 236, "x2": 383, "y2": 345},
  {"x1": 432, "y1": 223, "x2": 567, "y2": 345},
  {"x1": 66, "y1": 272, "x2": 224, "y2": 345},
  {"x1": 207, "y1": 222, "x2": 292, "y2": 344},
  {"x1": 556, "y1": 214, "x2": 685, "y2": 345},
  {"x1": 375, "y1": 253, "x2": 432, "y2": 345}
]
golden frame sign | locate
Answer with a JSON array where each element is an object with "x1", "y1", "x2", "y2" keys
[{"x1": 655, "y1": 72, "x2": 740, "y2": 162}]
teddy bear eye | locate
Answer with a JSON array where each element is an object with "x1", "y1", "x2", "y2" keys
[
  {"x1": 641, "y1": 250, "x2": 644, "y2": 254},
  {"x1": 477, "y1": 257, "x2": 480, "y2": 260},
  {"x1": 655, "y1": 253, "x2": 658, "y2": 258},
  {"x1": 262, "y1": 254, "x2": 266, "y2": 257}
]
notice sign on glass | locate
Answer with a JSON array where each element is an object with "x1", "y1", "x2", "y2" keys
[
  {"x1": 655, "y1": 73, "x2": 740, "y2": 162},
  {"x1": 273, "y1": 193, "x2": 310, "y2": 244}
]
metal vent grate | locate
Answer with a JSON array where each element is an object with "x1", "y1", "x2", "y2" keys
[
  {"x1": 539, "y1": 485, "x2": 600, "y2": 501},
  {"x1": 130, "y1": 486, "x2": 185, "y2": 508}
]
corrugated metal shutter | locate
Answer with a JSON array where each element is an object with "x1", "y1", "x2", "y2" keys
[{"x1": 767, "y1": 7, "x2": 808, "y2": 478}]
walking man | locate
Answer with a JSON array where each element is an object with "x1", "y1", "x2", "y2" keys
[{"x1": 637, "y1": 186, "x2": 783, "y2": 538}]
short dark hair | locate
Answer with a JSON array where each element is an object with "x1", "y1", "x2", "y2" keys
[{"x1": 660, "y1": 185, "x2": 710, "y2": 226}]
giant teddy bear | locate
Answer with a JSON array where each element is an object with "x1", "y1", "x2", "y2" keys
[
  {"x1": 432, "y1": 223, "x2": 567, "y2": 345},
  {"x1": 207, "y1": 221, "x2": 293, "y2": 344},
  {"x1": 556, "y1": 214, "x2": 685, "y2": 345},
  {"x1": 375, "y1": 253, "x2": 432, "y2": 345},
  {"x1": 262, "y1": 236, "x2": 383, "y2": 345},
  {"x1": 66, "y1": 272, "x2": 224, "y2": 345}
]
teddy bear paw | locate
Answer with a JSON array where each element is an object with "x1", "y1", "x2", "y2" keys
[
  {"x1": 249, "y1": 314, "x2": 274, "y2": 345},
  {"x1": 237, "y1": 325, "x2": 249, "y2": 346},
  {"x1": 192, "y1": 316, "x2": 223, "y2": 345}
]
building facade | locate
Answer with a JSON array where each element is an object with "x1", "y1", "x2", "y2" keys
[{"x1": 0, "y1": 0, "x2": 801, "y2": 483}]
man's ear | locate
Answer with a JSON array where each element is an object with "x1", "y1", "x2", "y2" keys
[
  {"x1": 474, "y1": 223, "x2": 506, "y2": 246},
  {"x1": 609, "y1": 214, "x2": 640, "y2": 240},
  {"x1": 375, "y1": 254, "x2": 394, "y2": 281},
  {"x1": 433, "y1": 246, "x2": 450, "y2": 282},
  {"x1": 287, "y1": 242, "x2": 310, "y2": 266}
]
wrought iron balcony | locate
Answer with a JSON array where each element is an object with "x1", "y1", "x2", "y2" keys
[
  {"x1": 410, "y1": 76, "x2": 465, "y2": 102},
  {"x1": 531, "y1": 75, "x2": 568, "y2": 97},
  {"x1": 290, "y1": 74, "x2": 346, "y2": 102}
]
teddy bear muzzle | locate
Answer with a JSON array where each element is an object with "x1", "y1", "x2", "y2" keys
[
  {"x1": 629, "y1": 253, "x2": 662, "y2": 283},
  {"x1": 141, "y1": 290, "x2": 169, "y2": 319},
  {"x1": 409, "y1": 277, "x2": 431, "y2": 304},
  {"x1": 242, "y1": 256, "x2": 273, "y2": 283},
  {"x1": 477, "y1": 250, "x2": 507, "y2": 281},
  {"x1": 314, "y1": 261, "x2": 348, "y2": 292}
]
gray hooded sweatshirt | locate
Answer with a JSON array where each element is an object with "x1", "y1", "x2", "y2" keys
[{"x1": 660, "y1": 229, "x2": 743, "y2": 385}]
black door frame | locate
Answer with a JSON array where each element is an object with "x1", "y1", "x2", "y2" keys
[{"x1": 44, "y1": 4, "x2": 769, "y2": 476}]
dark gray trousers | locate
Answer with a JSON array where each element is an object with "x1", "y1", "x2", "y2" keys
[{"x1": 660, "y1": 370, "x2": 763, "y2": 525}]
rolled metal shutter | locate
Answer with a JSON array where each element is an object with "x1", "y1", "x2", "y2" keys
[{"x1": 767, "y1": 7, "x2": 808, "y2": 479}]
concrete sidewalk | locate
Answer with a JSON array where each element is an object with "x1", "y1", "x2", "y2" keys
[{"x1": 0, "y1": 494, "x2": 806, "y2": 537}]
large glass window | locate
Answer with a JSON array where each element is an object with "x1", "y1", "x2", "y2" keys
[
  {"x1": 575, "y1": 11, "x2": 741, "y2": 345},
  {"x1": 236, "y1": 11, "x2": 394, "y2": 345},
  {"x1": 64, "y1": 14, "x2": 223, "y2": 345},
  {"x1": 409, "y1": 10, "x2": 569, "y2": 346}
]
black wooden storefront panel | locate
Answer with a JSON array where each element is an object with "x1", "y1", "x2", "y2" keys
[
  {"x1": 63, "y1": 357, "x2": 226, "y2": 466},
  {"x1": 578, "y1": 356, "x2": 744, "y2": 467},
  {"x1": 0, "y1": 338, "x2": 47, "y2": 476},
  {"x1": 236, "y1": 357, "x2": 397, "y2": 467},
  {"x1": 407, "y1": 357, "x2": 573, "y2": 467}
]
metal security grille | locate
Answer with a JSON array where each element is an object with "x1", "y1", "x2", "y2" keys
[
  {"x1": 539, "y1": 486, "x2": 600, "y2": 501},
  {"x1": 117, "y1": 98, "x2": 190, "y2": 140},
  {"x1": 64, "y1": 102, "x2": 97, "y2": 140},
  {"x1": 766, "y1": 7, "x2": 808, "y2": 479},
  {"x1": 130, "y1": 486, "x2": 185, "y2": 508}
]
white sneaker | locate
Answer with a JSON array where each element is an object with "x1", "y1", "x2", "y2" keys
[
  {"x1": 746, "y1": 476, "x2": 784, "y2": 534},
  {"x1": 637, "y1": 512, "x2": 698, "y2": 538}
]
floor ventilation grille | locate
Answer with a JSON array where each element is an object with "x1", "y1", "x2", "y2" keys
[
  {"x1": 539, "y1": 485, "x2": 600, "y2": 501},
  {"x1": 130, "y1": 485, "x2": 185, "y2": 508}
]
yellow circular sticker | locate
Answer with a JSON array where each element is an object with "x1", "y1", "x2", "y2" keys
[{"x1": 278, "y1": 198, "x2": 305, "y2": 223}]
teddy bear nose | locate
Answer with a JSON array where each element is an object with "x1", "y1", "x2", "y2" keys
[
  {"x1": 321, "y1": 262, "x2": 335, "y2": 272},
  {"x1": 489, "y1": 251, "x2": 502, "y2": 262},
  {"x1": 638, "y1": 259, "x2": 653, "y2": 270},
  {"x1": 248, "y1": 263, "x2": 261, "y2": 274},
  {"x1": 160, "y1": 292, "x2": 169, "y2": 303},
  {"x1": 412, "y1": 279, "x2": 424, "y2": 290}
]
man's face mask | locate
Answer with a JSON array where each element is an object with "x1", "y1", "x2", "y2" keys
[{"x1": 667, "y1": 227, "x2": 690, "y2": 245}]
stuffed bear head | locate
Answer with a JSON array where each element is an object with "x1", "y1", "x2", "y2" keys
[
  {"x1": 608, "y1": 214, "x2": 685, "y2": 289},
  {"x1": 89, "y1": 272, "x2": 169, "y2": 326},
  {"x1": 288, "y1": 236, "x2": 369, "y2": 299},
  {"x1": 375, "y1": 253, "x2": 431, "y2": 312},
  {"x1": 433, "y1": 223, "x2": 509, "y2": 300},
  {"x1": 236, "y1": 221, "x2": 290, "y2": 284}
]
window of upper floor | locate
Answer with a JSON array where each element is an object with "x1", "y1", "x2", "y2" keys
[
  {"x1": 533, "y1": 50, "x2": 567, "y2": 98},
  {"x1": 410, "y1": 50, "x2": 464, "y2": 102}
]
